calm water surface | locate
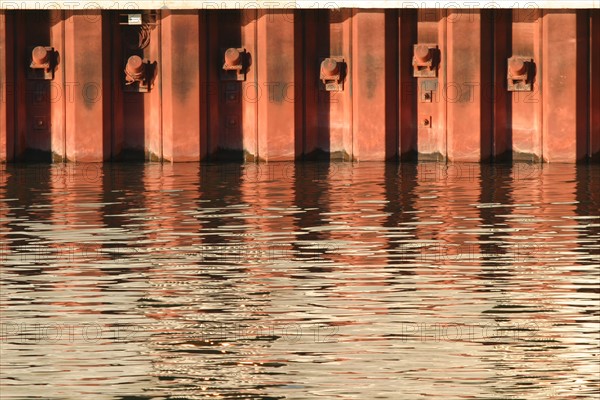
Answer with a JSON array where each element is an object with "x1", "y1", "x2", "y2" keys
[{"x1": 0, "y1": 162, "x2": 599, "y2": 399}]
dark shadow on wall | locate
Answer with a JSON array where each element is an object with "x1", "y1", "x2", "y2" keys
[
  {"x1": 490, "y1": 9, "x2": 513, "y2": 162},
  {"x1": 399, "y1": 9, "x2": 418, "y2": 161},
  {"x1": 298, "y1": 9, "x2": 331, "y2": 161},
  {"x1": 206, "y1": 10, "x2": 244, "y2": 162},
  {"x1": 15, "y1": 11, "x2": 53, "y2": 162}
]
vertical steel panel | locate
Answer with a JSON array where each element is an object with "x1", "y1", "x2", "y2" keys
[
  {"x1": 384, "y1": 10, "x2": 399, "y2": 161},
  {"x1": 591, "y1": 10, "x2": 600, "y2": 161},
  {"x1": 256, "y1": 10, "x2": 296, "y2": 161},
  {"x1": 293, "y1": 11, "x2": 305, "y2": 160},
  {"x1": 351, "y1": 10, "x2": 397, "y2": 161},
  {"x1": 416, "y1": 8, "x2": 447, "y2": 160},
  {"x1": 205, "y1": 11, "x2": 220, "y2": 158},
  {"x1": 49, "y1": 10, "x2": 66, "y2": 161},
  {"x1": 23, "y1": 11, "x2": 51, "y2": 158},
  {"x1": 160, "y1": 10, "x2": 201, "y2": 162},
  {"x1": 480, "y1": 9, "x2": 494, "y2": 162},
  {"x1": 446, "y1": 9, "x2": 492, "y2": 162},
  {"x1": 0, "y1": 11, "x2": 12, "y2": 162},
  {"x1": 110, "y1": 11, "x2": 162, "y2": 161},
  {"x1": 145, "y1": 13, "x2": 162, "y2": 161},
  {"x1": 241, "y1": 9, "x2": 259, "y2": 161},
  {"x1": 492, "y1": 9, "x2": 511, "y2": 160},
  {"x1": 398, "y1": 9, "x2": 417, "y2": 159},
  {"x1": 64, "y1": 10, "x2": 109, "y2": 162},
  {"x1": 542, "y1": 11, "x2": 589, "y2": 162},
  {"x1": 299, "y1": 9, "x2": 328, "y2": 159},
  {"x1": 1, "y1": 9, "x2": 598, "y2": 164},
  {"x1": 328, "y1": 9, "x2": 353, "y2": 160},
  {"x1": 510, "y1": 8, "x2": 543, "y2": 161},
  {"x1": 13, "y1": 12, "x2": 26, "y2": 159},
  {"x1": 217, "y1": 11, "x2": 243, "y2": 159},
  {"x1": 204, "y1": 10, "x2": 258, "y2": 161},
  {"x1": 109, "y1": 12, "x2": 125, "y2": 160}
]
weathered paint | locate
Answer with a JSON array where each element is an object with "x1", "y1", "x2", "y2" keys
[
  {"x1": 508, "y1": 8, "x2": 543, "y2": 161},
  {"x1": 256, "y1": 9, "x2": 297, "y2": 161},
  {"x1": 1, "y1": 1, "x2": 596, "y2": 10},
  {"x1": 590, "y1": 10, "x2": 600, "y2": 162},
  {"x1": 0, "y1": 9, "x2": 598, "y2": 163},
  {"x1": 0, "y1": 10, "x2": 12, "y2": 161},
  {"x1": 161, "y1": 10, "x2": 201, "y2": 162},
  {"x1": 414, "y1": 8, "x2": 447, "y2": 160},
  {"x1": 64, "y1": 10, "x2": 110, "y2": 161},
  {"x1": 542, "y1": 11, "x2": 589, "y2": 163},
  {"x1": 446, "y1": 9, "x2": 493, "y2": 162}
]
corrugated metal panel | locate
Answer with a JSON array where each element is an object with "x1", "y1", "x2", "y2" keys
[{"x1": 0, "y1": 9, "x2": 598, "y2": 162}]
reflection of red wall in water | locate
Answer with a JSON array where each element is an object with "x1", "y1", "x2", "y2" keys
[
  {"x1": 45, "y1": 165, "x2": 106, "y2": 310},
  {"x1": 239, "y1": 163, "x2": 298, "y2": 283},
  {"x1": 320, "y1": 164, "x2": 393, "y2": 316},
  {"x1": 0, "y1": 166, "x2": 7, "y2": 261},
  {"x1": 410, "y1": 164, "x2": 483, "y2": 288},
  {"x1": 141, "y1": 164, "x2": 203, "y2": 320},
  {"x1": 505, "y1": 165, "x2": 582, "y2": 327}
]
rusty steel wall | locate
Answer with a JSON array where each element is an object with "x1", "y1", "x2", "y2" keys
[{"x1": 0, "y1": 9, "x2": 598, "y2": 163}]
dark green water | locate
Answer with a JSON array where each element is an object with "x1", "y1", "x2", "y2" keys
[{"x1": 1, "y1": 162, "x2": 599, "y2": 399}]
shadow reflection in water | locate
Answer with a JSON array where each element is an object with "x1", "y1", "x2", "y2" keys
[{"x1": 0, "y1": 162, "x2": 598, "y2": 399}]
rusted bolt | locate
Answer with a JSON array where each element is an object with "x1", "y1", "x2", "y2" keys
[
  {"x1": 509, "y1": 58, "x2": 526, "y2": 75},
  {"x1": 126, "y1": 55, "x2": 145, "y2": 79},
  {"x1": 32, "y1": 46, "x2": 49, "y2": 65},
  {"x1": 225, "y1": 48, "x2": 242, "y2": 66},
  {"x1": 321, "y1": 58, "x2": 339, "y2": 77},
  {"x1": 414, "y1": 45, "x2": 431, "y2": 63}
]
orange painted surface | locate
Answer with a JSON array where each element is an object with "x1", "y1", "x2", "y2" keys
[
  {"x1": 446, "y1": 10, "x2": 493, "y2": 162},
  {"x1": 161, "y1": 11, "x2": 201, "y2": 162},
  {"x1": 510, "y1": 9, "x2": 543, "y2": 161},
  {"x1": 542, "y1": 11, "x2": 589, "y2": 163},
  {"x1": 256, "y1": 10, "x2": 297, "y2": 161},
  {"x1": 49, "y1": 10, "x2": 66, "y2": 161},
  {"x1": 591, "y1": 10, "x2": 600, "y2": 162},
  {"x1": 64, "y1": 11, "x2": 110, "y2": 162},
  {"x1": 414, "y1": 9, "x2": 447, "y2": 160},
  {"x1": 324, "y1": 9, "x2": 353, "y2": 160},
  {"x1": 398, "y1": 9, "x2": 417, "y2": 159},
  {"x1": 351, "y1": 10, "x2": 397, "y2": 161},
  {"x1": 0, "y1": 11, "x2": 10, "y2": 162},
  {"x1": 0, "y1": 9, "x2": 598, "y2": 163}
]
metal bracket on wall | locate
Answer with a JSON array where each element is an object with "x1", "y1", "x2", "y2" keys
[
  {"x1": 320, "y1": 57, "x2": 345, "y2": 92},
  {"x1": 221, "y1": 48, "x2": 248, "y2": 81},
  {"x1": 124, "y1": 55, "x2": 156, "y2": 93},
  {"x1": 412, "y1": 44, "x2": 438, "y2": 78},
  {"x1": 507, "y1": 57, "x2": 533, "y2": 92},
  {"x1": 28, "y1": 46, "x2": 56, "y2": 80}
]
